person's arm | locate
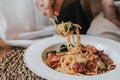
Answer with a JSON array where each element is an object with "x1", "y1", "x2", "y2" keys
[{"x1": 102, "y1": 0, "x2": 120, "y2": 28}]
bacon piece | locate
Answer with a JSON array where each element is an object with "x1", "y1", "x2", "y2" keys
[
  {"x1": 93, "y1": 58, "x2": 99, "y2": 64},
  {"x1": 72, "y1": 62, "x2": 87, "y2": 74},
  {"x1": 46, "y1": 54, "x2": 61, "y2": 68},
  {"x1": 86, "y1": 61, "x2": 96, "y2": 72},
  {"x1": 79, "y1": 44, "x2": 85, "y2": 48},
  {"x1": 99, "y1": 53, "x2": 113, "y2": 65},
  {"x1": 97, "y1": 50, "x2": 104, "y2": 55},
  {"x1": 72, "y1": 62, "x2": 80, "y2": 73},
  {"x1": 87, "y1": 45, "x2": 98, "y2": 54}
]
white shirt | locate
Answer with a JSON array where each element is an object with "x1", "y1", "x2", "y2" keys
[
  {"x1": 0, "y1": 0, "x2": 57, "y2": 47},
  {"x1": 87, "y1": 1, "x2": 120, "y2": 42}
]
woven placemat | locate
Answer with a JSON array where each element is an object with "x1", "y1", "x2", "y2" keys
[{"x1": 0, "y1": 47, "x2": 47, "y2": 80}]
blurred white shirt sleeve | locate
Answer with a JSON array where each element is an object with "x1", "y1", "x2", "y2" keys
[
  {"x1": 87, "y1": 13, "x2": 120, "y2": 42},
  {"x1": 0, "y1": 0, "x2": 57, "y2": 47}
]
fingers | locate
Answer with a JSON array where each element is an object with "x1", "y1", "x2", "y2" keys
[
  {"x1": 43, "y1": 0, "x2": 55, "y2": 18},
  {"x1": 34, "y1": 0, "x2": 54, "y2": 18},
  {"x1": 45, "y1": 7, "x2": 55, "y2": 18},
  {"x1": 44, "y1": 0, "x2": 53, "y2": 9},
  {"x1": 34, "y1": 0, "x2": 46, "y2": 15},
  {"x1": 54, "y1": 0, "x2": 64, "y2": 16},
  {"x1": 34, "y1": 0, "x2": 63, "y2": 19}
]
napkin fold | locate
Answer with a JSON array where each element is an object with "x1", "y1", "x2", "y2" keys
[{"x1": 0, "y1": 27, "x2": 57, "y2": 47}]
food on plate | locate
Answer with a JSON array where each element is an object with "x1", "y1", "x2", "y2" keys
[{"x1": 44, "y1": 22, "x2": 116, "y2": 75}]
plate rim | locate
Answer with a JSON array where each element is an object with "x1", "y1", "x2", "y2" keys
[{"x1": 24, "y1": 35, "x2": 120, "y2": 80}]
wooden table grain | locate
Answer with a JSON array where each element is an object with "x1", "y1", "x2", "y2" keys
[
  {"x1": 0, "y1": 40, "x2": 12, "y2": 59},
  {"x1": 0, "y1": 40, "x2": 46, "y2": 80}
]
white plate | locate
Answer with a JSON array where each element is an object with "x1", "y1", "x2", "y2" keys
[{"x1": 24, "y1": 35, "x2": 120, "y2": 80}]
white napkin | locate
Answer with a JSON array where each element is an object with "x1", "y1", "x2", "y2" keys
[
  {"x1": 0, "y1": 0, "x2": 57, "y2": 47},
  {"x1": 2, "y1": 26, "x2": 57, "y2": 48}
]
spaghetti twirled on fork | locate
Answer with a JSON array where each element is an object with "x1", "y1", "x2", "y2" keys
[{"x1": 44, "y1": 22, "x2": 116, "y2": 75}]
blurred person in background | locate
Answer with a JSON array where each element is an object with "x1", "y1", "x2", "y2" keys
[{"x1": 87, "y1": 0, "x2": 120, "y2": 42}]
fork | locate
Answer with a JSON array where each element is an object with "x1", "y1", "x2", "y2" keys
[
  {"x1": 49, "y1": 16, "x2": 60, "y2": 25},
  {"x1": 49, "y1": 16, "x2": 62, "y2": 35}
]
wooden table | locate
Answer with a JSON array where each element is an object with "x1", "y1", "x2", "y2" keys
[
  {"x1": 0, "y1": 40, "x2": 46, "y2": 80},
  {"x1": 0, "y1": 40, "x2": 12, "y2": 59}
]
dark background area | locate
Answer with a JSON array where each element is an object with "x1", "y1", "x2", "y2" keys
[{"x1": 58, "y1": 0, "x2": 91, "y2": 34}]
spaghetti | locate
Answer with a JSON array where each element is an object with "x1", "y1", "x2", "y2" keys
[{"x1": 44, "y1": 22, "x2": 116, "y2": 75}]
